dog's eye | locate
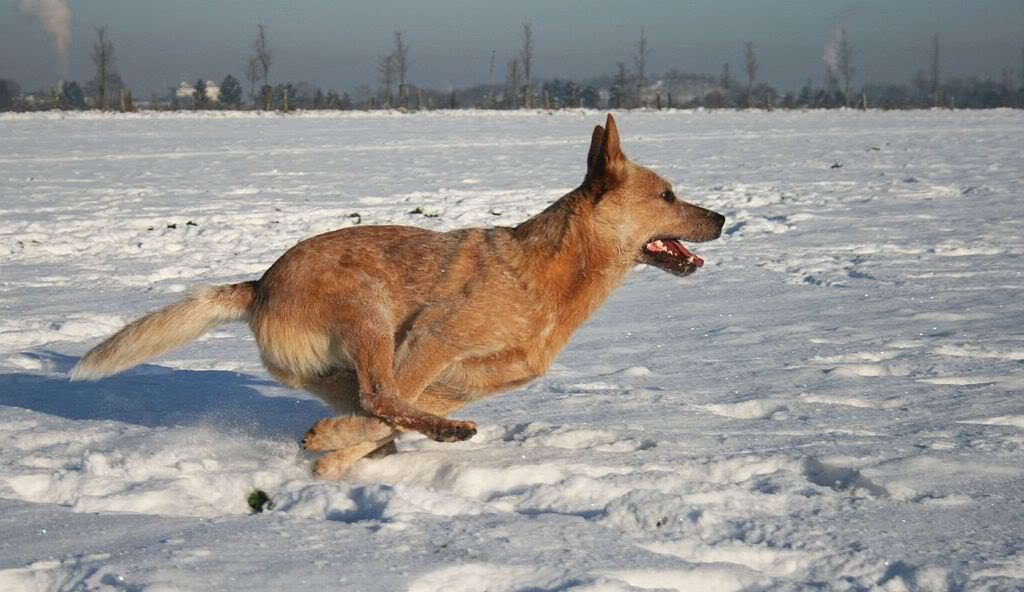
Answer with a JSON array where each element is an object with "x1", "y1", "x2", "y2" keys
[{"x1": 660, "y1": 190, "x2": 675, "y2": 204}]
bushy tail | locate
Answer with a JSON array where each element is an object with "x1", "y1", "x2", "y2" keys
[{"x1": 70, "y1": 281, "x2": 256, "y2": 381}]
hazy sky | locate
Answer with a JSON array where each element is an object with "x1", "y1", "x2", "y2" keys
[{"x1": 3, "y1": 0, "x2": 1022, "y2": 97}]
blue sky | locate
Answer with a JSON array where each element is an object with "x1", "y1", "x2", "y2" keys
[{"x1": 3, "y1": 0, "x2": 1022, "y2": 97}]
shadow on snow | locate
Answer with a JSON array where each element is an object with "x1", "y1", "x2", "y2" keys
[{"x1": 0, "y1": 351, "x2": 325, "y2": 441}]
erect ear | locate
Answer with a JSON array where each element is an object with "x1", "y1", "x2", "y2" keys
[
  {"x1": 603, "y1": 113, "x2": 625, "y2": 169},
  {"x1": 586, "y1": 124, "x2": 605, "y2": 173},
  {"x1": 585, "y1": 113, "x2": 626, "y2": 190}
]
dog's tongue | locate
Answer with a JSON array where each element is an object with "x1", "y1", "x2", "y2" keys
[{"x1": 665, "y1": 239, "x2": 704, "y2": 268}]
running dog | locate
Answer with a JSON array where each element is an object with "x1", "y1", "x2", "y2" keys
[{"x1": 72, "y1": 114, "x2": 725, "y2": 478}]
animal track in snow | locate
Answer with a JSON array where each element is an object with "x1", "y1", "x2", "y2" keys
[
  {"x1": 0, "y1": 314, "x2": 124, "y2": 354},
  {"x1": 826, "y1": 363, "x2": 913, "y2": 378},
  {"x1": 812, "y1": 350, "x2": 902, "y2": 364},
  {"x1": 643, "y1": 539, "x2": 816, "y2": 579},
  {"x1": 758, "y1": 252, "x2": 878, "y2": 287},
  {"x1": 912, "y1": 311, "x2": 996, "y2": 322},
  {"x1": 497, "y1": 422, "x2": 655, "y2": 452},
  {"x1": 703, "y1": 183, "x2": 788, "y2": 209},
  {"x1": 409, "y1": 564, "x2": 577, "y2": 592},
  {"x1": 723, "y1": 214, "x2": 794, "y2": 238},
  {"x1": 802, "y1": 457, "x2": 889, "y2": 498},
  {"x1": 959, "y1": 415, "x2": 1024, "y2": 430},
  {"x1": 930, "y1": 240, "x2": 1004, "y2": 257},
  {"x1": 916, "y1": 376, "x2": 1003, "y2": 386},
  {"x1": 933, "y1": 344, "x2": 1024, "y2": 361},
  {"x1": 602, "y1": 566, "x2": 769, "y2": 592},
  {"x1": 702, "y1": 399, "x2": 789, "y2": 420},
  {"x1": 800, "y1": 392, "x2": 907, "y2": 409}
]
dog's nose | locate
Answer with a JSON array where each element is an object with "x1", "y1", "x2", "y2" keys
[{"x1": 707, "y1": 210, "x2": 726, "y2": 233}]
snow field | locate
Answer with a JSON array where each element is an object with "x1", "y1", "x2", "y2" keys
[{"x1": 0, "y1": 109, "x2": 1022, "y2": 590}]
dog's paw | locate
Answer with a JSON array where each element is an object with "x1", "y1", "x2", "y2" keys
[
  {"x1": 312, "y1": 442, "x2": 380, "y2": 480},
  {"x1": 431, "y1": 420, "x2": 477, "y2": 443},
  {"x1": 312, "y1": 455, "x2": 346, "y2": 480},
  {"x1": 302, "y1": 417, "x2": 347, "y2": 452}
]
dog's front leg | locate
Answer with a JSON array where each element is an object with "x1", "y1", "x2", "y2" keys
[
  {"x1": 352, "y1": 331, "x2": 476, "y2": 443},
  {"x1": 359, "y1": 382, "x2": 476, "y2": 442}
]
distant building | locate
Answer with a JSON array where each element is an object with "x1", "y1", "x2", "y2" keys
[
  {"x1": 204, "y1": 81, "x2": 220, "y2": 102},
  {"x1": 175, "y1": 81, "x2": 220, "y2": 102},
  {"x1": 175, "y1": 82, "x2": 194, "y2": 99}
]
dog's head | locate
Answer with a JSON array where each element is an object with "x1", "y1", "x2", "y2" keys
[{"x1": 584, "y1": 114, "x2": 725, "y2": 277}]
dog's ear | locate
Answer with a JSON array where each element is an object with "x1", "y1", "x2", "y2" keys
[
  {"x1": 602, "y1": 113, "x2": 625, "y2": 172},
  {"x1": 585, "y1": 114, "x2": 626, "y2": 191},
  {"x1": 586, "y1": 124, "x2": 605, "y2": 174}
]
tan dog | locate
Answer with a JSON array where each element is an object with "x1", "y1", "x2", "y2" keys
[{"x1": 72, "y1": 114, "x2": 725, "y2": 478}]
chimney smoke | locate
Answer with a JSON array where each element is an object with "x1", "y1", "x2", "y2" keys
[{"x1": 17, "y1": 0, "x2": 72, "y2": 80}]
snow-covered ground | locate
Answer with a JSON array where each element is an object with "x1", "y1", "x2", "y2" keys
[{"x1": 1, "y1": 109, "x2": 1022, "y2": 591}]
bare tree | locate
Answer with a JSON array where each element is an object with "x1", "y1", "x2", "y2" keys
[
  {"x1": 719, "y1": 62, "x2": 734, "y2": 107},
  {"x1": 252, "y1": 24, "x2": 273, "y2": 110},
  {"x1": 394, "y1": 31, "x2": 410, "y2": 107},
  {"x1": 506, "y1": 58, "x2": 521, "y2": 108},
  {"x1": 91, "y1": 26, "x2": 115, "y2": 110},
  {"x1": 521, "y1": 21, "x2": 533, "y2": 108},
  {"x1": 633, "y1": 26, "x2": 651, "y2": 108},
  {"x1": 744, "y1": 41, "x2": 758, "y2": 108},
  {"x1": 912, "y1": 69, "x2": 929, "y2": 103},
  {"x1": 824, "y1": 63, "x2": 837, "y2": 106},
  {"x1": 929, "y1": 33, "x2": 941, "y2": 107},
  {"x1": 245, "y1": 55, "x2": 260, "y2": 109},
  {"x1": 837, "y1": 28, "x2": 854, "y2": 108},
  {"x1": 1000, "y1": 67, "x2": 1016, "y2": 106},
  {"x1": 378, "y1": 54, "x2": 394, "y2": 108},
  {"x1": 720, "y1": 62, "x2": 733, "y2": 90},
  {"x1": 486, "y1": 49, "x2": 497, "y2": 107},
  {"x1": 614, "y1": 62, "x2": 629, "y2": 108}
]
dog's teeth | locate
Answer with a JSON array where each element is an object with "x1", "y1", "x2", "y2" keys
[{"x1": 647, "y1": 239, "x2": 668, "y2": 254}]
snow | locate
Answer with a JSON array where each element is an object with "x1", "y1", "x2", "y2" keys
[{"x1": 1, "y1": 109, "x2": 1023, "y2": 590}]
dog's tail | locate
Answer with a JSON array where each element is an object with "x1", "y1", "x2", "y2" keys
[{"x1": 70, "y1": 281, "x2": 257, "y2": 381}]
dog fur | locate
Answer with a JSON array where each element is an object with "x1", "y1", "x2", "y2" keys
[{"x1": 72, "y1": 114, "x2": 725, "y2": 478}]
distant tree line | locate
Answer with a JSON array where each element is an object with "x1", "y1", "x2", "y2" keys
[{"x1": 2, "y1": 25, "x2": 1021, "y2": 112}]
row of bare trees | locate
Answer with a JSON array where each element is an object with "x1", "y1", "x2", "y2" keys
[{"x1": 3, "y1": 22, "x2": 1022, "y2": 112}]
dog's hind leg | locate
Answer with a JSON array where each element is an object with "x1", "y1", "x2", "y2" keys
[
  {"x1": 313, "y1": 440, "x2": 385, "y2": 480},
  {"x1": 301, "y1": 370, "x2": 400, "y2": 452},
  {"x1": 302, "y1": 414, "x2": 400, "y2": 479},
  {"x1": 307, "y1": 382, "x2": 473, "y2": 479},
  {"x1": 302, "y1": 415, "x2": 394, "y2": 452},
  {"x1": 308, "y1": 417, "x2": 401, "y2": 479}
]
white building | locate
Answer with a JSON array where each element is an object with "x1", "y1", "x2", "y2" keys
[
  {"x1": 175, "y1": 81, "x2": 194, "y2": 99},
  {"x1": 175, "y1": 81, "x2": 220, "y2": 102}
]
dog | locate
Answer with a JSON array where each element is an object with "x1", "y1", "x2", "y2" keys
[{"x1": 72, "y1": 114, "x2": 725, "y2": 478}]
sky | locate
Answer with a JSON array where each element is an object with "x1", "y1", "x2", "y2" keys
[{"x1": 3, "y1": 0, "x2": 1022, "y2": 98}]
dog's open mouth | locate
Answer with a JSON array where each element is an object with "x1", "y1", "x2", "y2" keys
[{"x1": 639, "y1": 238, "x2": 704, "y2": 277}]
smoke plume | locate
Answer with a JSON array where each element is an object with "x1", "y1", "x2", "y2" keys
[
  {"x1": 823, "y1": 27, "x2": 842, "y2": 73},
  {"x1": 17, "y1": 0, "x2": 72, "y2": 79}
]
